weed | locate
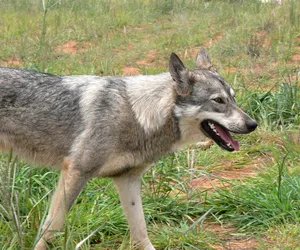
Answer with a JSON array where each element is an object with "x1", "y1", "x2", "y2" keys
[{"x1": 246, "y1": 35, "x2": 263, "y2": 58}]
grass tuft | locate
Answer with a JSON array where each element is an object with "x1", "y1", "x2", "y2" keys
[{"x1": 243, "y1": 79, "x2": 300, "y2": 129}]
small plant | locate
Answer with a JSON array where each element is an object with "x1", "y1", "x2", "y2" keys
[{"x1": 246, "y1": 34, "x2": 263, "y2": 58}]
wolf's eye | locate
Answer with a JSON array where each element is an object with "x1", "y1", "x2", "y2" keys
[{"x1": 213, "y1": 97, "x2": 225, "y2": 104}]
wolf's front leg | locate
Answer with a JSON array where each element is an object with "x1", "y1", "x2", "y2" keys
[
  {"x1": 34, "y1": 159, "x2": 88, "y2": 250},
  {"x1": 113, "y1": 172, "x2": 155, "y2": 250}
]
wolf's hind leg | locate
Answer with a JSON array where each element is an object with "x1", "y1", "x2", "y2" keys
[
  {"x1": 113, "y1": 172, "x2": 155, "y2": 250},
  {"x1": 34, "y1": 159, "x2": 88, "y2": 250}
]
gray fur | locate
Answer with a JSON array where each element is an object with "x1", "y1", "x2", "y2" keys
[
  {"x1": 0, "y1": 49, "x2": 257, "y2": 250},
  {"x1": 0, "y1": 68, "x2": 83, "y2": 165}
]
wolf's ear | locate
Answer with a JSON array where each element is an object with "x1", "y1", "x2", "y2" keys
[
  {"x1": 169, "y1": 53, "x2": 193, "y2": 96},
  {"x1": 196, "y1": 48, "x2": 213, "y2": 70}
]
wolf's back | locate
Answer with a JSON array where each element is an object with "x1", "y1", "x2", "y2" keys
[{"x1": 0, "y1": 68, "x2": 83, "y2": 164}]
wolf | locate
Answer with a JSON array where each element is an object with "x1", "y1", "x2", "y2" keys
[{"x1": 0, "y1": 49, "x2": 257, "y2": 250}]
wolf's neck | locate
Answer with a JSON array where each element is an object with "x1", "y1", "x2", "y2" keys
[{"x1": 126, "y1": 73, "x2": 175, "y2": 133}]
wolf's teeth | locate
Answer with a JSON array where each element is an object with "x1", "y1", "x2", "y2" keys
[
  {"x1": 209, "y1": 124, "x2": 219, "y2": 136},
  {"x1": 227, "y1": 143, "x2": 232, "y2": 148},
  {"x1": 208, "y1": 122, "x2": 215, "y2": 129},
  {"x1": 208, "y1": 122, "x2": 218, "y2": 134}
]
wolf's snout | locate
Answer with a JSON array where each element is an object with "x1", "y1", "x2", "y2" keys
[{"x1": 246, "y1": 120, "x2": 258, "y2": 132}]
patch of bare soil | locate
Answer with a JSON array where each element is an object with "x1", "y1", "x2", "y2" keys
[
  {"x1": 204, "y1": 222, "x2": 236, "y2": 233},
  {"x1": 55, "y1": 40, "x2": 92, "y2": 54},
  {"x1": 253, "y1": 64, "x2": 264, "y2": 74},
  {"x1": 287, "y1": 54, "x2": 300, "y2": 67},
  {"x1": 286, "y1": 39, "x2": 300, "y2": 82},
  {"x1": 256, "y1": 31, "x2": 271, "y2": 47},
  {"x1": 224, "y1": 67, "x2": 238, "y2": 74},
  {"x1": 122, "y1": 66, "x2": 140, "y2": 76},
  {"x1": 190, "y1": 175, "x2": 231, "y2": 189},
  {"x1": 2, "y1": 57, "x2": 24, "y2": 67},
  {"x1": 203, "y1": 222, "x2": 259, "y2": 249},
  {"x1": 287, "y1": 36, "x2": 300, "y2": 66},
  {"x1": 190, "y1": 156, "x2": 265, "y2": 191},
  {"x1": 136, "y1": 59, "x2": 151, "y2": 66},
  {"x1": 291, "y1": 54, "x2": 300, "y2": 62},
  {"x1": 213, "y1": 238, "x2": 258, "y2": 250},
  {"x1": 136, "y1": 49, "x2": 158, "y2": 67}
]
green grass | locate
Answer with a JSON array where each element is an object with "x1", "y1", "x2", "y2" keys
[
  {"x1": 207, "y1": 156, "x2": 300, "y2": 231},
  {"x1": 1, "y1": 0, "x2": 300, "y2": 249},
  {"x1": 243, "y1": 79, "x2": 300, "y2": 129}
]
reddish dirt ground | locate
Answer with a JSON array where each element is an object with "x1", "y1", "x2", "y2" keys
[
  {"x1": 255, "y1": 31, "x2": 271, "y2": 47},
  {"x1": 287, "y1": 35, "x2": 300, "y2": 66},
  {"x1": 124, "y1": 49, "x2": 160, "y2": 75},
  {"x1": 224, "y1": 67, "x2": 238, "y2": 74},
  {"x1": 136, "y1": 49, "x2": 158, "y2": 67},
  {"x1": 213, "y1": 239, "x2": 258, "y2": 250},
  {"x1": 290, "y1": 54, "x2": 300, "y2": 63},
  {"x1": 55, "y1": 40, "x2": 92, "y2": 54},
  {"x1": 203, "y1": 222, "x2": 236, "y2": 234},
  {"x1": 287, "y1": 36, "x2": 300, "y2": 82},
  {"x1": 2, "y1": 57, "x2": 24, "y2": 67},
  {"x1": 203, "y1": 222, "x2": 259, "y2": 249},
  {"x1": 190, "y1": 157, "x2": 263, "y2": 191},
  {"x1": 122, "y1": 66, "x2": 140, "y2": 75}
]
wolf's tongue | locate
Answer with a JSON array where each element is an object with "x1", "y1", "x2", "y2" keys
[{"x1": 214, "y1": 123, "x2": 239, "y2": 151}]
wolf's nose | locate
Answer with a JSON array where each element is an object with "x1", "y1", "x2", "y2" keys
[{"x1": 246, "y1": 120, "x2": 258, "y2": 132}]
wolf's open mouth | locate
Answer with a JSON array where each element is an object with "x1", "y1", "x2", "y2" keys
[{"x1": 200, "y1": 120, "x2": 239, "y2": 151}]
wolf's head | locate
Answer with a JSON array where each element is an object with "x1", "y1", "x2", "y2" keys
[{"x1": 170, "y1": 49, "x2": 257, "y2": 151}]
